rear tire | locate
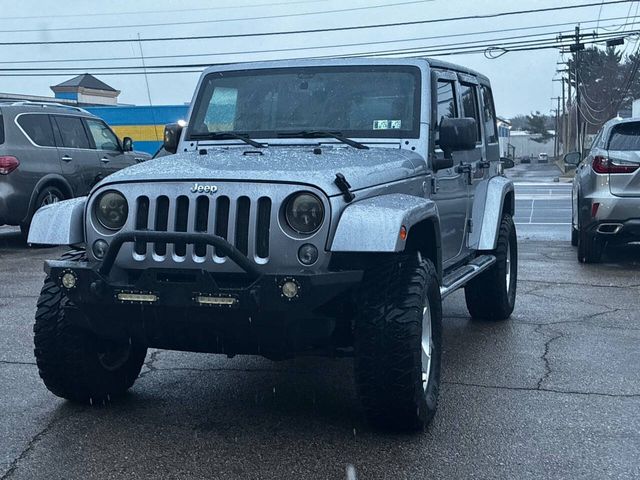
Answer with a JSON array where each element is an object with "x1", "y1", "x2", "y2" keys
[
  {"x1": 465, "y1": 214, "x2": 517, "y2": 321},
  {"x1": 577, "y1": 227, "x2": 603, "y2": 263},
  {"x1": 34, "y1": 250, "x2": 147, "y2": 404},
  {"x1": 354, "y1": 253, "x2": 442, "y2": 432}
]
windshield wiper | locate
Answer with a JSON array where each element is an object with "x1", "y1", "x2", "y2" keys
[
  {"x1": 277, "y1": 130, "x2": 369, "y2": 150},
  {"x1": 191, "y1": 132, "x2": 266, "y2": 149}
]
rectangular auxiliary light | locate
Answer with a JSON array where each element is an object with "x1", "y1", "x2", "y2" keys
[
  {"x1": 195, "y1": 295, "x2": 238, "y2": 306},
  {"x1": 116, "y1": 292, "x2": 158, "y2": 303}
]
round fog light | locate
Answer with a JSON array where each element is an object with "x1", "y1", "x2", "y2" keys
[
  {"x1": 281, "y1": 280, "x2": 299, "y2": 299},
  {"x1": 298, "y1": 243, "x2": 318, "y2": 266},
  {"x1": 61, "y1": 271, "x2": 77, "y2": 289},
  {"x1": 92, "y1": 239, "x2": 109, "y2": 259}
]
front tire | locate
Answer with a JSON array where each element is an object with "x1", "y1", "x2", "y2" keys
[
  {"x1": 355, "y1": 254, "x2": 442, "y2": 431},
  {"x1": 465, "y1": 214, "x2": 517, "y2": 321},
  {"x1": 34, "y1": 250, "x2": 147, "y2": 404}
]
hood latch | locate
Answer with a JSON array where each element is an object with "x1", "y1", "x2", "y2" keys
[{"x1": 334, "y1": 172, "x2": 355, "y2": 203}]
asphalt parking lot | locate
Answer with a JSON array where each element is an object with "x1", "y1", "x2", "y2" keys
[{"x1": 1, "y1": 164, "x2": 639, "y2": 479}]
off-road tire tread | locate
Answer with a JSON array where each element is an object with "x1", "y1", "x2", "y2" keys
[
  {"x1": 465, "y1": 214, "x2": 517, "y2": 321},
  {"x1": 355, "y1": 254, "x2": 442, "y2": 431},
  {"x1": 34, "y1": 249, "x2": 146, "y2": 404}
]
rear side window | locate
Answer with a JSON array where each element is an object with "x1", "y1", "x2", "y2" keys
[
  {"x1": 0, "y1": 113, "x2": 4, "y2": 144},
  {"x1": 608, "y1": 123, "x2": 640, "y2": 151},
  {"x1": 17, "y1": 114, "x2": 56, "y2": 147},
  {"x1": 480, "y1": 85, "x2": 498, "y2": 143},
  {"x1": 460, "y1": 82, "x2": 481, "y2": 142},
  {"x1": 53, "y1": 116, "x2": 91, "y2": 149}
]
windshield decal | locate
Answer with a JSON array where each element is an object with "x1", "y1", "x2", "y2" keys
[{"x1": 373, "y1": 120, "x2": 402, "y2": 130}]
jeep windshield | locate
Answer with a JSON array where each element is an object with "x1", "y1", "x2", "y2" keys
[{"x1": 187, "y1": 65, "x2": 421, "y2": 142}]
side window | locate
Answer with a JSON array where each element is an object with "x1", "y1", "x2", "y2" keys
[
  {"x1": 459, "y1": 83, "x2": 481, "y2": 142},
  {"x1": 480, "y1": 85, "x2": 498, "y2": 143},
  {"x1": 86, "y1": 119, "x2": 120, "y2": 151},
  {"x1": 17, "y1": 114, "x2": 56, "y2": 147},
  {"x1": 435, "y1": 80, "x2": 456, "y2": 145},
  {"x1": 0, "y1": 113, "x2": 4, "y2": 144},
  {"x1": 53, "y1": 116, "x2": 91, "y2": 149}
]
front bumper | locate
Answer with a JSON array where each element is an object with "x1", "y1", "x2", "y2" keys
[{"x1": 47, "y1": 230, "x2": 362, "y2": 313}]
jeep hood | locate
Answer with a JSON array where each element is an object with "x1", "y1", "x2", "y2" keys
[{"x1": 98, "y1": 146, "x2": 427, "y2": 196}]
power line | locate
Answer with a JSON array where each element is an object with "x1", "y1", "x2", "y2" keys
[
  {"x1": 0, "y1": 29, "x2": 624, "y2": 72},
  {"x1": 0, "y1": 0, "x2": 331, "y2": 21},
  {"x1": 0, "y1": 28, "x2": 635, "y2": 76},
  {"x1": 2, "y1": 15, "x2": 637, "y2": 66},
  {"x1": 0, "y1": 0, "x2": 634, "y2": 46},
  {"x1": 0, "y1": 1, "x2": 435, "y2": 34}
]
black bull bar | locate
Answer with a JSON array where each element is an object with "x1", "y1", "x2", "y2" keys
[{"x1": 46, "y1": 231, "x2": 362, "y2": 311}]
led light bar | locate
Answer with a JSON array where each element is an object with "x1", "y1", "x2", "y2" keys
[
  {"x1": 195, "y1": 295, "x2": 238, "y2": 306},
  {"x1": 116, "y1": 292, "x2": 158, "y2": 303}
]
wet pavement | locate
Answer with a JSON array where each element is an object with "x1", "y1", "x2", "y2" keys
[{"x1": 1, "y1": 169, "x2": 639, "y2": 479}]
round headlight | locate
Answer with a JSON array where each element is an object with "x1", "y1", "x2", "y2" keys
[
  {"x1": 285, "y1": 192, "x2": 324, "y2": 235},
  {"x1": 95, "y1": 191, "x2": 128, "y2": 230}
]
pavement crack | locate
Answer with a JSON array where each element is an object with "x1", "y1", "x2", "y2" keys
[
  {"x1": 0, "y1": 360, "x2": 36, "y2": 366},
  {"x1": 535, "y1": 325, "x2": 563, "y2": 390},
  {"x1": 0, "y1": 409, "x2": 76, "y2": 480},
  {"x1": 138, "y1": 349, "x2": 162, "y2": 380},
  {"x1": 520, "y1": 278, "x2": 640, "y2": 290},
  {"x1": 444, "y1": 380, "x2": 640, "y2": 399}
]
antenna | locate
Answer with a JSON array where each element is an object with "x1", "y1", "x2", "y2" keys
[{"x1": 138, "y1": 32, "x2": 160, "y2": 142}]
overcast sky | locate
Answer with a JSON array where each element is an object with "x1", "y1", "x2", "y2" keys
[{"x1": 0, "y1": 0, "x2": 638, "y2": 118}]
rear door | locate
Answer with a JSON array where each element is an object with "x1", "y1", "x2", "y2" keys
[
  {"x1": 84, "y1": 118, "x2": 136, "y2": 177},
  {"x1": 606, "y1": 121, "x2": 640, "y2": 197},
  {"x1": 52, "y1": 115, "x2": 103, "y2": 196}
]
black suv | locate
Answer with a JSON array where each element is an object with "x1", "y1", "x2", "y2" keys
[{"x1": 0, "y1": 101, "x2": 150, "y2": 237}]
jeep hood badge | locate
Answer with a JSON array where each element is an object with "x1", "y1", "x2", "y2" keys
[{"x1": 191, "y1": 183, "x2": 218, "y2": 194}]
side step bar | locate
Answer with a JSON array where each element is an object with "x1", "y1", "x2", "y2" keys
[{"x1": 440, "y1": 254, "x2": 496, "y2": 299}]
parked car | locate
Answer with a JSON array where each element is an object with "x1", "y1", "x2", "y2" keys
[
  {"x1": 0, "y1": 101, "x2": 151, "y2": 238},
  {"x1": 538, "y1": 152, "x2": 549, "y2": 163},
  {"x1": 565, "y1": 117, "x2": 640, "y2": 263},
  {"x1": 28, "y1": 58, "x2": 517, "y2": 432},
  {"x1": 520, "y1": 154, "x2": 531, "y2": 164}
]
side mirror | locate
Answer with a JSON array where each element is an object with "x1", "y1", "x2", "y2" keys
[
  {"x1": 163, "y1": 123, "x2": 184, "y2": 155},
  {"x1": 439, "y1": 117, "x2": 477, "y2": 159},
  {"x1": 500, "y1": 157, "x2": 515, "y2": 169},
  {"x1": 122, "y1": 137, "x2": 133, "y2": 152},
  {"x1": 563, "y1": 151, "x2": 581, "y2": 166}
]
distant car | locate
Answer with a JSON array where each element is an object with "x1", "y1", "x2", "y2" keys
[
  {"x1": 538, "y1": 153, "x2": 549, "y2": 163},
  {"x1": 564, "y1": 117, "x2": 640, "y2": 263},
  {"x1": 520, "y1": 155, "x2": 531, "y2": 164},
  {"x1": 0, "y1": 101, "x2": 151, "y2": 237}
]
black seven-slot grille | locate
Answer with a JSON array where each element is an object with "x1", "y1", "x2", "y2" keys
[{"x1": 132, "y1": 194, "x2": 271, "y2": 260}]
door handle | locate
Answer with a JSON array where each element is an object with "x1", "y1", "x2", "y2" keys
[
  {"x1": 100, "y1": 157, "x2": 110, "y2": 164},
  {"x1": 61, "y1": 155, "x2": 72, "y2": 162}
]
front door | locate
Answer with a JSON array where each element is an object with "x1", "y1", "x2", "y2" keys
[
  {"x1": 85, "y1": 118, "x2": 136, "y2": 177},
  {"x1": 52, "y1": 114, "x2": 103, "y2": 196},
  {"x1": 430, "y1": 71, "x2": 470, "y2": 265}
]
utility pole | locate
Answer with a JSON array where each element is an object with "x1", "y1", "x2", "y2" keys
[
  {"x1": 551, "y1": 97, "x2": 561, "y2": 159},
  {"x1": 553, "y1": 75, "x2": 567, "y2": 155},
  {"x1": 558, "y1": 26, "x2": 595, "y2": 155}
]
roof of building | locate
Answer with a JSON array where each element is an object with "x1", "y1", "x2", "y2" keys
[{"x1": 51, "y1": 74, "x2": 117, "y2": 92}]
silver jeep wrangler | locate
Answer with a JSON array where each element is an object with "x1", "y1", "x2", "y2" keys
[{"x1": 29, "y1": 58, "x2": 517, "y2": 431}]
